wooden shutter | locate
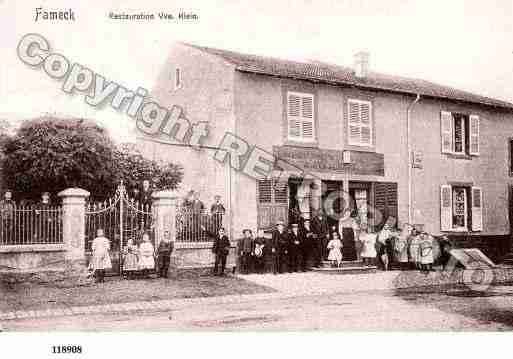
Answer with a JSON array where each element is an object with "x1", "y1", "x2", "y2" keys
[
  {"x1": 288, "y1": 93, "x2": 301, "y2": 138},
  {"x1": 301, "y1": 96, "x2": 314, "y2": 139},
  {"x1": 348, "y1": 100, "x2": 361, "y2": 145},
  {"x1": 471, "y1": 186, "x2": 483, "y2": 231},
  {"x1": 440, "y1": 185, "x2": 452, "y2": 231},
  {"x1": 257, "y1": 179, "x2": 288, "y2": 229},
  {"x1": 373, "y1": 182, "x2": 398, "y2": 228},
  {"x1": 360, "y1": 102, "x2": 372, "y2": 145},
  {"x1": 441, "y1": 111, "x2": 453, "y2": 154},
  {"x1": 469, "y1": 115, "x2": 480, "y2": 155},
  {"x1": 348, "y1": 99, "x2": 372, "y2": 146},
  {"x1": 288, "y1": 92, "x2": 314, "y2": 141}
]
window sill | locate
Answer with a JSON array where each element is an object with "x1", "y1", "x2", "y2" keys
[
  {"x1": 441, "y1": 230, "x2": 481, "y2": 235},
  {"x1": 444, "y1": 153, "x2": 476, "y2": 160},
  {"x1": 344, "y1": 144, "x2": 376, "y2": 153},
  {"x1": 284, "y1": 140, "x2": 319, "y2": 148}
]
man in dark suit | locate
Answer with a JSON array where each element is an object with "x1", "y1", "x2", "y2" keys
[
  {"x1": 302, "y1": 219, "x2": 317, "y2": 268},
  {"x1": 311, "y1": 210, "x2": 330, "y2": 262},
  {"x1": 288, "y1": 223, "x2": 303, "y2": 272},
  {"x1": 205, "y1": 226, "x2": 231, "y2": 276},
  {"x1": 272, "y1": 221, "x2": 289, "y2": 274}
]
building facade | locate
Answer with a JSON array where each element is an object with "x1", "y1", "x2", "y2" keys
[{"x1": 138, "y1": 43, "x2": 513, "y2": 259}]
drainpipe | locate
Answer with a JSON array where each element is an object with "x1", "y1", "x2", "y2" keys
[{"x1": 407, "y1": 94, "x2": 421, "y2": 225}]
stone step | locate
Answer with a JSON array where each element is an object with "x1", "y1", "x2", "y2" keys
[
  {"x1": 320, "y1": 260, "x2": 369, "y2": 268},
  {"x1": 312, "y1": 265, "x2": 378, "y2": 275}
]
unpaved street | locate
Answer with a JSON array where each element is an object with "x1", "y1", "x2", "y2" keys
[{"x1": 3, "y1": 271, "x2": 513, "y2": 331}]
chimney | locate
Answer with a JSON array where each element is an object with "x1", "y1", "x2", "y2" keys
[{"x1": 353, "y1": 51, "x2": 370, "y2": 78}]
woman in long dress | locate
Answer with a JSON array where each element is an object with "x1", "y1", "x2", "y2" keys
[
  {"x1": 138, "y1": 232, "x2": 155, "y2": 277},
  {"x1": 359, "y1": 224, "x2": 377, "y2": 266},
  {"x1": 91, "y1": 228, "x2": 112, "y2": 283}
]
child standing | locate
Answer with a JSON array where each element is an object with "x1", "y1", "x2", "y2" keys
[
  {"x1": 91, "y1": 228, "x2": 112, "y2": 283},
  {"x1": 327, "y1": 231, "x2": 343, "y2": 268},
  {"x1": 419, "y1": 232, "x2": 434, "y2": 273},
  {"x1": 122, "y1": 238, "x2": 139, "y2": 279},
  {"x1": 138, "y1": 232, "x2": 155, "y2": 278},
  {"x1": 156, "y1": 230, "x2": 174, "y2": 278},
  {"x1": 359, "y1": 224, "x2": 377, "y2": 266}
]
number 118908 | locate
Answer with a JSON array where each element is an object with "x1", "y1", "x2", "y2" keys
[{"x1": 52, "y1": 345, "x2": 82, "y2": 354}]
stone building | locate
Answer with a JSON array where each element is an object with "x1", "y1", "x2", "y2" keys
[{"x1": 137, "y1": 43, "x2": 513, "y2": 260}]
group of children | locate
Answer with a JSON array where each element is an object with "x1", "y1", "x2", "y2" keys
[{"x1": 89, "y1": 229, "x2": 175, "y2": 283}]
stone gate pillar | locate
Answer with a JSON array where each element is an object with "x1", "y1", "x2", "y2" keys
[
  {"x1": 152, "y1": 190, "x2": 179, "y2": 248},
  {"x1": 58, "y1": 188, "x2": 90, "y2": 263}
]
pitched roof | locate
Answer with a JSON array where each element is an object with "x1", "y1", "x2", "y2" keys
[{"x1": 184, "y1": 43, "x2": 513, "y2": 111}]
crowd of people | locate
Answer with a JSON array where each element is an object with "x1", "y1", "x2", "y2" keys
[{"x1": 229, "y1": 216, "x2": 453, "y2": 275}]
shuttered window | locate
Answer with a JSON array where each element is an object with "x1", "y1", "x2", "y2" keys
[
  {"x1": 257, "y1": 179, "x2": 289, "y2": 229},
  {"x1": 373, "y1": 182, "x2": 398, "y2": 229},
  {"x1": 440, "y1": 185, "x2": 483, "y2": 232},
  {"x1": 348, "y1": 99, "x2": 372, "y2": 146},
  {"x1": 440, "y1": 111, "x2": 480, "y2": 156},
  {"x1": 287, "y1": 92, "x2": 315, "y2": 142}
]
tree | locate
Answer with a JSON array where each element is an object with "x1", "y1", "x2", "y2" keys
[
  {"x1": 113, "y1": 143, "x2": 183, "y2": 196},
  {"x1": 1, "y1": 117, "x2": 183, "y2": 202},
  {"x1": 2, "y1": 117, "x2": 118, "y2": 201}
]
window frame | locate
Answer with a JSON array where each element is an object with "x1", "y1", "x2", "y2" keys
[
  {"x1": 347, "y1": 98, "x2": 373, "y2": 147},
  {"x1": 451, "y1": 186, "x2": 468, "y2": 231},
  {"x1": 286, "y1": 91, "x2": 315, "y2": 143}
]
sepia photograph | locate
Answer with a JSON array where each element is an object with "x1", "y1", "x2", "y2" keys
[{"x1": 1, "y1": 0, "x2": 513, "y2": 356}]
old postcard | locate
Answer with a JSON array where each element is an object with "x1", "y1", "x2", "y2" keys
[{"x1": 0, "y1": 0, "x2": 512, "y2": 356}]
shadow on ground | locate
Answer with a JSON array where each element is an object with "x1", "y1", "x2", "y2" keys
[{"x1": 392, "y1": 270, "x2": 513, "y2": 329}]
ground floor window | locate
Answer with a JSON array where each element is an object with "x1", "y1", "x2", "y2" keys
[{"x1": 441, "y1": 184, "x2": 482, "y2": 232}]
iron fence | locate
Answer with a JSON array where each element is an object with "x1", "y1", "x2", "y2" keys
[
  {"x1": 175, "y1": 206, "x2": 223, "y2": 242},
  {"x1": 0, "y1": 203, "x2": 63, "y2": 245}
]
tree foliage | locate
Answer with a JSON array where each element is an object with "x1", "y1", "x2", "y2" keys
[{"x1": 1, "y1": 117, "x2": 183, "y2": 202}]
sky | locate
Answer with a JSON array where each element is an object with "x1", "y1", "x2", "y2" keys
[{"x1": 1, "y1": 0, "x2": 513, "y2": 142}]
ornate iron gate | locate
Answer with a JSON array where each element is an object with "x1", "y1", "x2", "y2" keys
[{"x1": 85, "y1": 182, "x2": 154, "y2": 275}]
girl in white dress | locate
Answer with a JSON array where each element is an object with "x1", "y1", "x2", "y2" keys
[
  {"x1": 91, "y1": 228, "x2": 112, "y2": 283},
  {"x1": 138, "y1": 232, "x2": 155, "y2": 277},
  {"x1": 327, "y1": 231, "x2": 343, "y2": 267},
  {"x1": 359, "y1": 224, "x2": 377, "y2": 266}
]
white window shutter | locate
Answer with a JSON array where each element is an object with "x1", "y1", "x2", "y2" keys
[
  {"x1": 440, "y1": 185, "x2": 452, "y2": 231},
  {"x1": 440, "y1": 111, "x2": 453, "y2": 154},
  {"x1": 469, "y1": 115, "x2": 480, "y2": 155},
  {"x1": 360, "y1": 102, "x2": 372, "y2": 145},
  {"x1": 287, "y1": 92, "x2": 315, "y2": 141},
  {"x1": 471, "y1": 187, "x2": 483, "y2": 231},
  {"x1": 301, "y1": 96, "x2": 314, "y2": 139},
  {"x1": 288, "y1": 94, "x2": 301, "y2": 138},
  {"x1": 348, "y1": 100, "x2": 361, "y2": 145}
]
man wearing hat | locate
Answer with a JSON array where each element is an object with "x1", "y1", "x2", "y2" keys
[
  {"x1": 271, "y1": 220, "x2": 289, "y2": 274},
  {"x1": 302, "y1": 219, "x2": 318, "y2": 268},
  {"x1": 237, "y1": 229, "x2": 254, "y2": 274},
  {"x1": 289, "y1": 223, "x2": 304, "y2": 272}
]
